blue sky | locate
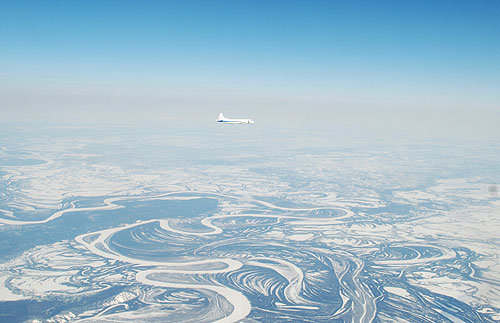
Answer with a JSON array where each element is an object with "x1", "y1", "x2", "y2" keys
[{"x1": 1, "y1": 1, "x2": 499, "y2": 136}]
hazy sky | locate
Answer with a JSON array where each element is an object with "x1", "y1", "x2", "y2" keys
[{"x1": 1, "y1": 1, "x2": 499, "y2": 138}]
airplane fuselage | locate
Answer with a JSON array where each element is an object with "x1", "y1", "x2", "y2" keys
[
  {"x1": 216, "y1": 113, "x2": 254, "y2": 124},
  {"x1": 217, "y1": 118, "x2": 254, "y2": 124}
]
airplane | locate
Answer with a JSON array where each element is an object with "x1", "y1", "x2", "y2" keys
[{"x1": 216, "y1": 113, "x2": 254, "y2": 124}]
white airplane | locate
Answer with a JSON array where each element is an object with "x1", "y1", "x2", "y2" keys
[{"x1": 216, "y1": 113, "x2": 254, "y2": 124}]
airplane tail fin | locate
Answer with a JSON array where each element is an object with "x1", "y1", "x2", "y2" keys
[{"x1": 218, "y1": 113, "x2": 224, "y2": 121}]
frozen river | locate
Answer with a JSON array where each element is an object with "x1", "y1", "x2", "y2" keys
[{"x1": 0, "y1": 124, "x2": 498, "y2": 322}]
